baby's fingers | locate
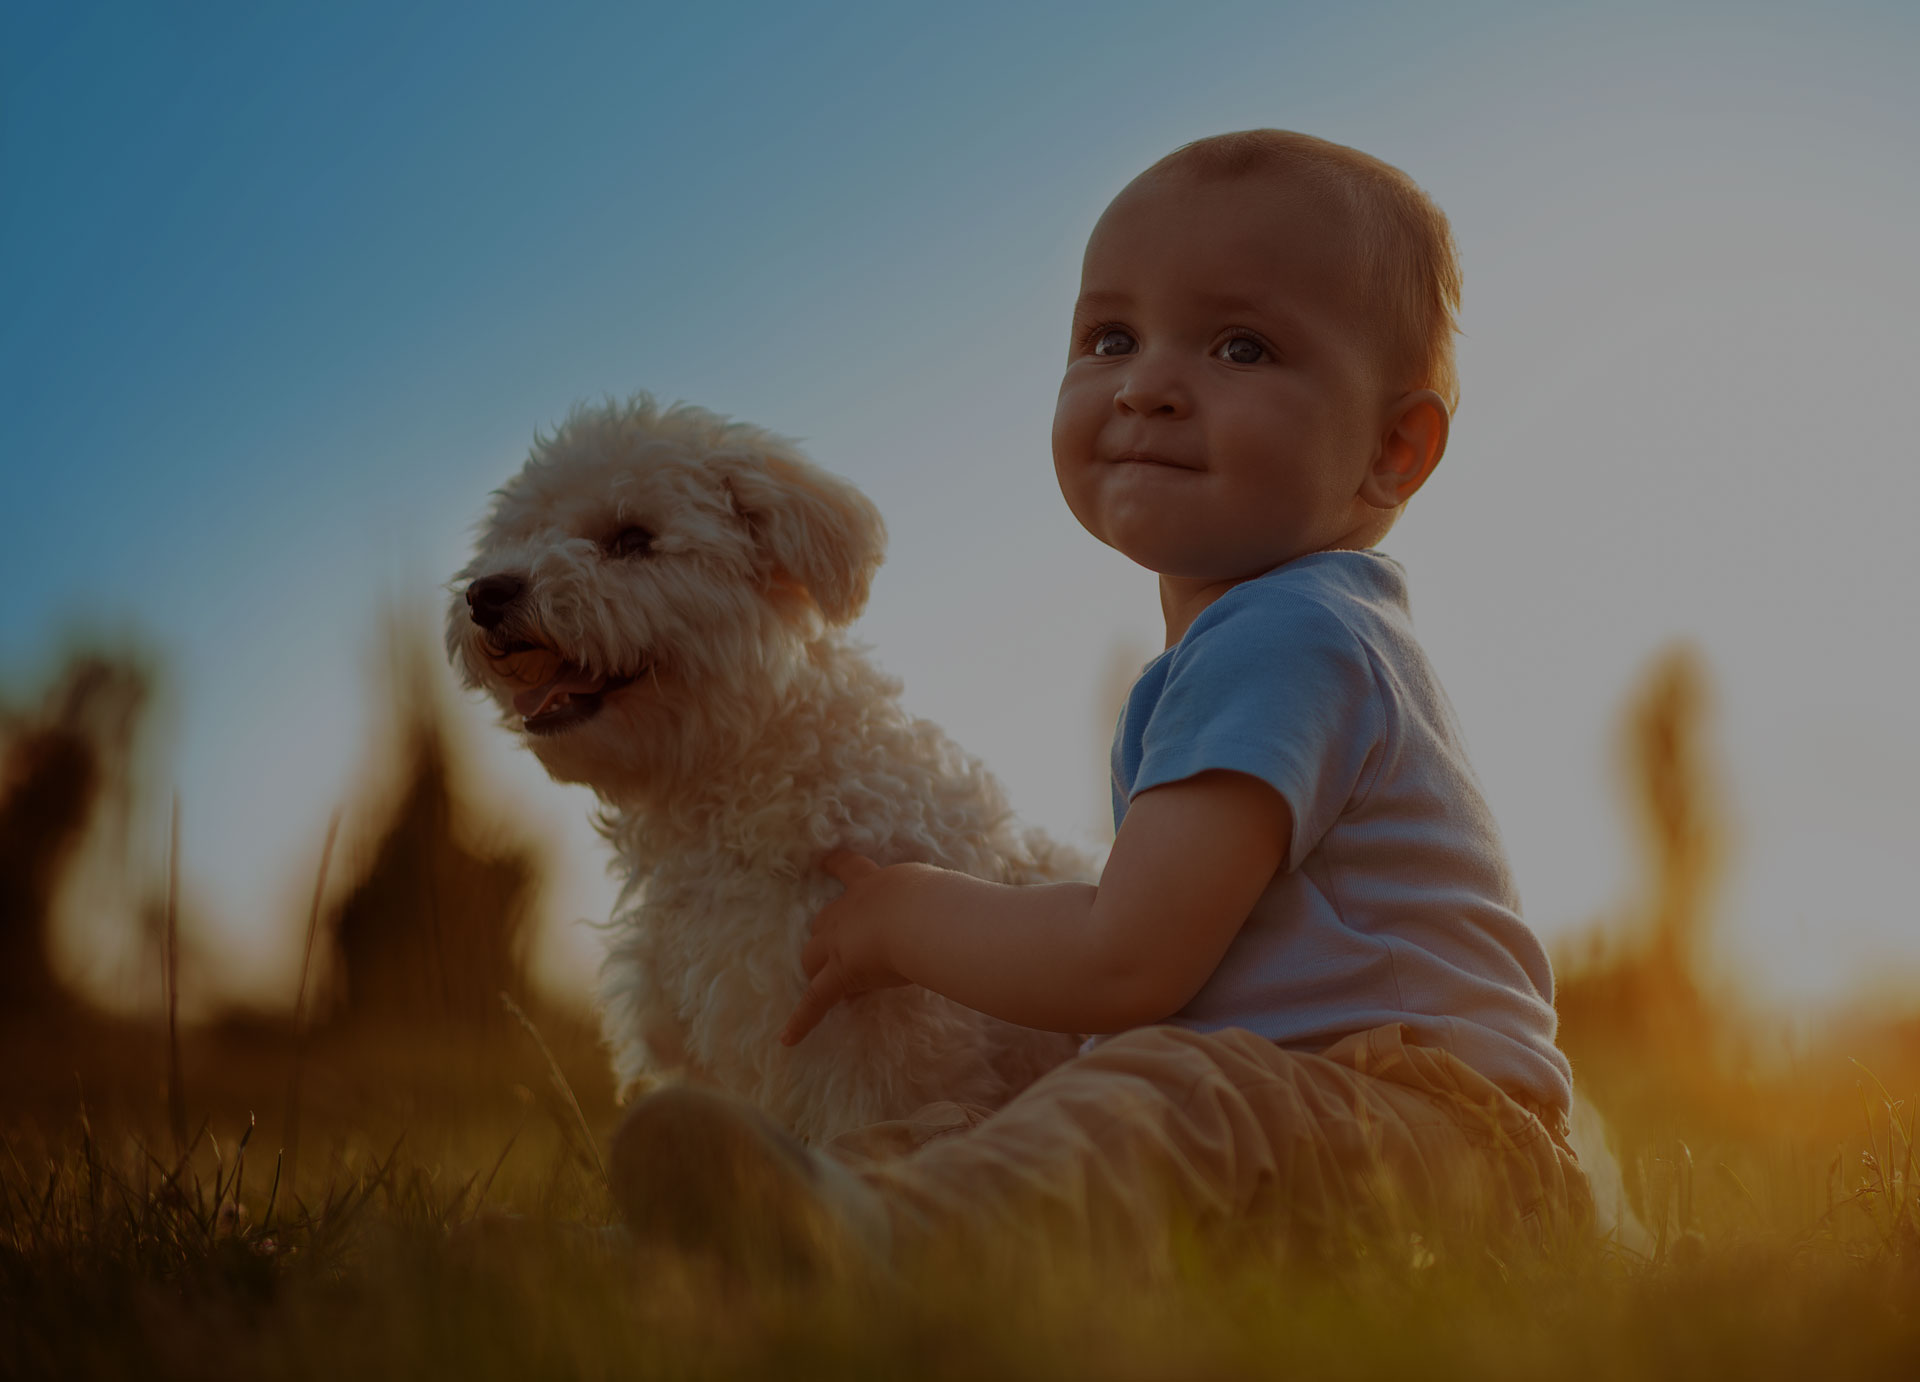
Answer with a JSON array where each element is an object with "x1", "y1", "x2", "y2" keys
[
  {"x1": 799, "y1": 931, "x2": 827, "y2": 979},
  {"x1": 821, "y1": 850, "x2": 881, "y2": 887},
  {"x1": 780, "y1": 965, "x2": 849, "y2": 1046}
]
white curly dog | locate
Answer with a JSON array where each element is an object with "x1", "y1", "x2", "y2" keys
[{"x1": 448, "y1": 394, "x2": 1085, "y2": 1143}]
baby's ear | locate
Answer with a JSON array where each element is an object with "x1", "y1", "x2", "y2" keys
[
  {"x1": 716, "y1": 450, "x2": 887, "y2": 625},
  {"x1": 1361, "y1": 389, "x2": 1450, "y2": 511}
]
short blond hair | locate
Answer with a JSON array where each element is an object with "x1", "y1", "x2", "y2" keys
[{"x1": 1144, "y1": 129, "x2": 1462, "y2": 411}]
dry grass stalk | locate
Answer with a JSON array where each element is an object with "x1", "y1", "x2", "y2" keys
[
  {"x1": 280, "y1": 810, "x2": 341, "y2": 1211},
  {"x1": 163, "y1": 792, "x2": 186, "y2": 1155},
  {"x1": 500, "y1": 991, "x2": 605, "y2": 1184}
]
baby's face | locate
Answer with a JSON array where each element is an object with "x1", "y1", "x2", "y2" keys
[{"x1": 1053, "y1": 173, "x2": 1394, "y2": 583}]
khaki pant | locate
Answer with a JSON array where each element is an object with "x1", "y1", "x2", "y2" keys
[{"x1": 828, "y1": 1024, "x2": 1591, "y2": 1274}]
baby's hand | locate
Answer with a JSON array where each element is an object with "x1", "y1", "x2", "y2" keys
[{"x1": 780, "y1": 850, "x2": 918, "y2": 1045}]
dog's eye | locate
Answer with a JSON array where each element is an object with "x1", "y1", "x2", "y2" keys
[{"x1": 605, "y1": 526, "x2": 655, "y2": 558}]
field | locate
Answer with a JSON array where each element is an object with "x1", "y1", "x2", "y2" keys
[
  {"x1": 4, "y1": 1003, "x2": 1919, "y2": 1379},
  {"x1": 3, "y1": 648, "x2": 1918, "y2": 1378}
]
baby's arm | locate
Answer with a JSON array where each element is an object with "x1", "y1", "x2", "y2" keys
[{"x1": 780, "y1": 769, "x2": 1290, "y2": 1044}]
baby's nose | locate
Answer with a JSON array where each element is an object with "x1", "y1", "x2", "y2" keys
[
  {"x1": 1113, "y1": 362, "x2": 1189, "y2": 417},
  {"x1": 465, "y1": 573, "x2": 526, "y2": 629}
]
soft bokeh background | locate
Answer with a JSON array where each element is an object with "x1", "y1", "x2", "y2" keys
[{"x1": 5, "y1": 0, "x2": 1916, "y2": 1015}]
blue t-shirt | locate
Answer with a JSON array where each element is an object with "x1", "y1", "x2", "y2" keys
[{"x1": 1111, "y1": 549, "x2": 1571, "y2": 1116}]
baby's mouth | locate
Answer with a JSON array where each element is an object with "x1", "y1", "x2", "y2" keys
[
  {"x1": 483, "y1": 639, "x2": 641, "y2": 734},
  {"x1": 1111, "y1": 450, "x2": 1201, "y2": 471}
]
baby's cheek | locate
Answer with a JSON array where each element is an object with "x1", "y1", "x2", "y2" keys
[{"x1": 1050, "y1": 378, "x2": 1101, "y2": 459}]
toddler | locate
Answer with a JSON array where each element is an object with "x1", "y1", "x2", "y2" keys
[{"x1": 613, "y1": 129, "x2": 1590, "y2": 1275}]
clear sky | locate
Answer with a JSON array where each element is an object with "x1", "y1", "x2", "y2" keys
[{"x1": 6, "y1": 0, "x2": 1917, "y2": 1011}]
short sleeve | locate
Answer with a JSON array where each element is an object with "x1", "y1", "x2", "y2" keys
[{"x1": 1131, "y1": 591, "x2": 1385, "y2": 871}]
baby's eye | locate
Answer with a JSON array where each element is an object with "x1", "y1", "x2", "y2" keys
[
  {"x1": 1218, "y1": 336, "x2": 1266, "y2": 365},
  {"x1": 1090, "y1": 327, "x2": 1137, "y2": 357}
]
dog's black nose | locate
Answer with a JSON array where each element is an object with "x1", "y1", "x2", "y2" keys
[{"x1": 466, "y1": 573, "x2": 526, "y2": 630}]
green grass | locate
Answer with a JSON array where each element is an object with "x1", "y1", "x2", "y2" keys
[{"x1": 4, "y1": 1007, "x2": 1919, "y2": 1381}]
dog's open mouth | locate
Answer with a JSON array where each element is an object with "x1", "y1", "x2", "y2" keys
[{"x1": 483, "y1": 640, "x2": 642, "y2": 736}]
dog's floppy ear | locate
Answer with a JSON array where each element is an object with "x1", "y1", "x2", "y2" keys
[{"x1": 718, "y1": 450, "x2": 887, "y2": 625}]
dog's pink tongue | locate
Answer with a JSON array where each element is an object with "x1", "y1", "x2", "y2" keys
[{"x1": 513, "y1": 668, "x2": 608, "y2": 719}]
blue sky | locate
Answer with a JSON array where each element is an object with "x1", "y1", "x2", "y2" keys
[{"x1": 5, "y1": 1, "x2": 1918, "y2": 1009}]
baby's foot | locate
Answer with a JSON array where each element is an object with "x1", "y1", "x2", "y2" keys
[{"x1": 608, "y1": 1084, "x2": 891, "y2": 1282}]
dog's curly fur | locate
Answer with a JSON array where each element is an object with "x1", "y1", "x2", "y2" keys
[{"x1": 448, "y1": 395, "x2": 1085, "y2": 1143}]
